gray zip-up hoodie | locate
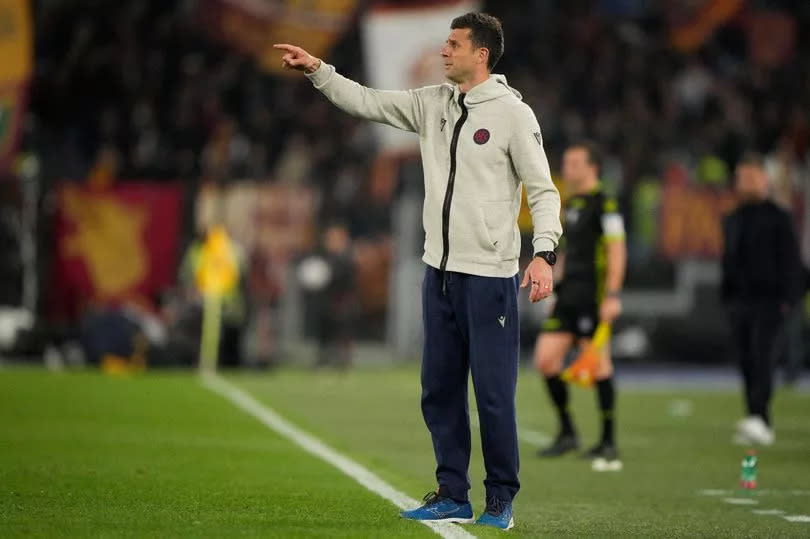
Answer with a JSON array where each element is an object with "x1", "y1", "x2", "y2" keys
[{"x1": 307, "y1": 62, "x2": 562, "y2": 278}]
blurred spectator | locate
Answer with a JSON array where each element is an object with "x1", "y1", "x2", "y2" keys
[
  {"x1": 721, "y1": 152, "x2": 802, "y2": 445},
  {"x1": 297, "y1": 221, "x2": 356, "y2": 369}
]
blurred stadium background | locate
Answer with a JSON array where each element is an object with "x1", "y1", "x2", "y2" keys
[
  {"x1": 1, "y1": 1, "x2": 810, "y2": 536},
  {"x1": 1, "y1": 0, "x2": 809, "y2": 372}
]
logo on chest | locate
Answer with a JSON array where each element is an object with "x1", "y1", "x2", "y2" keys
[
  {"x1": 566, "y1": 208, "x2": 581, "y2": 226},
  {"x1": 473, "y1": 128, "x2": 490, "y2": 145}
]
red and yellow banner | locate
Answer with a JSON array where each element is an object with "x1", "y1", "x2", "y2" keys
[
  {"x1": 49, "y1": 183, "x2": 183, "y2": 321},
  {"x1": 196, "y1": 0, "x2": 357, "y2": 75},
  {"x1": 658, "y1": 185, "x2": 736, "y2": 260},
  {"x1": 0, "y1": 0, "x2": 32, "y2": 172}
]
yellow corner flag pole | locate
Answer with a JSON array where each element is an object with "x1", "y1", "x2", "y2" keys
[
  {"x1": 196, "y1": 225, "x2": 238, "y2": 374},
  {"x1": 199, "y1": 292, "x2": 222, "y2": 374}
]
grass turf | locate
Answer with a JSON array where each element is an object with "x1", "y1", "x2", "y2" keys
[
  {"x1": 2, "y1": 365, "x2": 809, "y2": 537},
  {"x1": 0, "y1": 368, "x2": 433, "y2": 538},
  {"x1": 234, "y1": 366, "x2": 810, "y2": 538}
]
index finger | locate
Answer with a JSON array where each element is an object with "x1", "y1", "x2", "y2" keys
[{"x1": 273, "y1": 44, "x2": 298, "y2": 53}]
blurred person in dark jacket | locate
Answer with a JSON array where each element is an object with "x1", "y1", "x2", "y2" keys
[
  {"x1": 721, "y1": 152, "x2": 803, "y2": 446},
  {"x1": 297, "y1": 221, "x2": 356, "y2": 369},
  {"x1": 765, "y1": 140, "x2": 808, "y2": 385}
]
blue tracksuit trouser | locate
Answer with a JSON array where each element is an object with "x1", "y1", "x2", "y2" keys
[{"x1": 420, "y1": 265, "x2": 520, "y2": 503}]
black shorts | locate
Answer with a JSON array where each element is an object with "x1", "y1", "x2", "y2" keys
[{"x1": 541, "y1": 282, "x2": 599, "y2": 338}]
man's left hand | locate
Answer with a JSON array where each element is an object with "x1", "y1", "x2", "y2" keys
[
  {"x1": 521, "y1": 258, "x2": 554, "y2": 303},
  {"x1": 600, "y1": 296, "x2": 622, "y2": 324}
]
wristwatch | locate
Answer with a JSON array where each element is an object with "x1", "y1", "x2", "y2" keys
[{"x1": 534, "y1": 251, "x2": 557, "y2": 266}]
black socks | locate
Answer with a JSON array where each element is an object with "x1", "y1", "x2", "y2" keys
[
  {"x1": 545, "y1": 374, "x2": 574, "y2": 436},
  {"x1": 596, "y1": 377, "x2": 615, "y2": 445}
]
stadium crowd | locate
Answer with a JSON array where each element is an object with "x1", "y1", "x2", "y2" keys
[
  {"x1": 29, "y1": 1, "x2": 810, "y2": 225},
  {"x1": 14, "y1": 1, "x2": 808, "y2": 366}
]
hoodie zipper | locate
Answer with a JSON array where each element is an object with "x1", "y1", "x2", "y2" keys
[{"x1": 439, "y1": 93, "x2": 468, "y2": 294}]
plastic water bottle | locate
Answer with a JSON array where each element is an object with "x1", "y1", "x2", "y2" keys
[{"x1": 740, "y1": 450, "x2": 758, "y2": 490}]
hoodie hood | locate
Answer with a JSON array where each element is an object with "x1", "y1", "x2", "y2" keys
[{"x1": 455, "y1": 74, "x2": 522, "y2": 106}]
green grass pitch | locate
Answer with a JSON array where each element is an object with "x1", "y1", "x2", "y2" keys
[{"x1": 1, "y1": 365, "x2": 809, "y2": 537}]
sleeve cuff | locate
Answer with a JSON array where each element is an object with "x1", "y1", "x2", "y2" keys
[
  {"x1": 533, "y1": 237, "x2": 557, "y2": 253},
  {"x1": 305, "y1": 62, "x2": 334, "y2": 88}
]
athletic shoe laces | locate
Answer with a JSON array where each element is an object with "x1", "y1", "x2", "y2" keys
[{"x1": 422, "y1": 490, "x2": 441, "y2": 506}]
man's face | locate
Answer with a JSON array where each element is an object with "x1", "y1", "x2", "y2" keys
[
  {"x1": 735, "y1": 164, "x2": 769, "y2": 200},
  {"x1": 562, "y1": 148, "x2": 596, "y2": 190},
  {"x1": 441, "y1": 28, "x2": 485, "y2": 83}
]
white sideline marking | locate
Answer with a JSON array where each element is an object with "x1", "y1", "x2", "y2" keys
[
  {"x1": 698, "y1": 489, "x2": 729, "y2": 497},
  {"x1": 516, "y1": 427, "x2": 553, "y2": 447},
  {"x1": 699, "y1": 488, "x2": 810, "y2": 498},
  {"x1": 668, "y1": 399, "x2": 693, "y2": 418},
  {"x1": 476, "y1": 413, "x2": 650, "y2": 450},
  {"x1": 723, "y1": 498, "x2": 758, "y2": 505},
  {"x1": 470, "y1": 413, "x2": 552, "y2": 447},
  {"x1": 752, "y1": 509, "x2": 785, "y2": 515},
  {"x1": 783, "y1": 515, "x2": 810, "y2": 523},
  {"x1": 201, "y1": 373, "x2": 476, "y2": 539}
]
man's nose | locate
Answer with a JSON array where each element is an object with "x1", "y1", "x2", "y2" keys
[{"x1": 441, "y1": 46, "x2": 450, "y2": 57}]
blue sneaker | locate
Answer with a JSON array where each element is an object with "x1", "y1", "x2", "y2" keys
[
  {"x1": 475, "y1": 496, "x2": 514, "y2": 530},
  {"x1": 400, "y1": 489, "x2": 475, "y2": 523}
]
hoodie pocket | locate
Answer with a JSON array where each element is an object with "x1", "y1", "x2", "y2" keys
[{"x1": 482, "y1": 201, "x2": 517, "y2": 260}]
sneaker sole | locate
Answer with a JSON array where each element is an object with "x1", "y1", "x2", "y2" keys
[
  {"x1": 735, "y1": 429, "x2": 775, "y2": 446},
  {"x1": 474, "y1": 517, "x2": 515, "y2": 530},
  {"x1": 400, "y1": 515, "x2": 476, "y2": 524}
]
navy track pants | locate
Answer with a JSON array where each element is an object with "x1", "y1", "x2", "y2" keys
[{"x1": 420, "y1": 265, "x2": 520, "y2": 503}]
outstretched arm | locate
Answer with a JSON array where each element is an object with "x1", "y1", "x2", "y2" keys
[{"x1": 275, "y1": 43, "x2": 424, "y2": 133}]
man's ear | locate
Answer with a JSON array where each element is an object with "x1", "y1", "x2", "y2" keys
[{"x1": 478, "y1": 47, "x2": 490, "y2": 67}]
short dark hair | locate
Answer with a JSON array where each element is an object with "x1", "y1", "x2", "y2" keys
[
  {"x1": 568, "y1": 141, "x2": 602, "y2": 173},
  {"x1": 737, "y1": 151, "x2": 765, "y2": 169},
  {"x1": 450, "y1": 12, "x2": 504, "y2": 71}
]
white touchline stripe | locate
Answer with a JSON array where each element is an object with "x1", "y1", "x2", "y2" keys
[
  {"x1": 470, "y1": 413, "x2": 552, "y2": 446},
  {"x1": 723, "y1": 498, "x2": 758, "y2": 505},
  {"x1": 752, "y1": 509, "x2": 785, "y2": 515},
  {"x1": 200, "y1": 373, "x2": 477, "y2": 539},
  {"x1": 698, "y1": 489, "x2": 730, "y2": 497},
  {"x1": 783, "y1": 515, "x2": 810, "y2": 523},
  {"x1": 517, "y1": 426, "x2": 553, "y2": 447},
  {"x1": 474, "y1": 412, "x2": 650, "y2": 449},
  {"x1": 699, "y1": 488, "x2": 810, "y2": 498}
]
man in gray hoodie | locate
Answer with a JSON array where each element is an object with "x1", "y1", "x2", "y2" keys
[{"x1": 276, "y1": 12, "x2": 561, "y2": 530}]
